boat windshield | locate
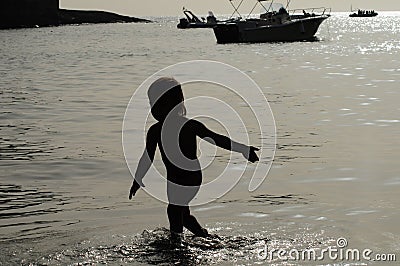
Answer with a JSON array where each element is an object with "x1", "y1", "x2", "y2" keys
[
  {"x1": 228, "y1": 0, "x2": 289, "y2": 19},
  {"x1": 227, "y1": 0, "x2": 330, "y2": 20}
]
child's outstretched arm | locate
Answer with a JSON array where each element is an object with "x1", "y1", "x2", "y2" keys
[
  {"x1": 192, "y1": 120, "x2": 259, "y2": 163},
  {"x1": 129, "y1": 125, "x2": 158, "y2": 199}
]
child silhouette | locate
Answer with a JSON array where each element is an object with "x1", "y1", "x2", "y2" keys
[{"x1": 129, "y1": 77, "x2": 259, "y2": 238}]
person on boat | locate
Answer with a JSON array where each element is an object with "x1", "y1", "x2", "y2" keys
[
  {"x1": 128, "y1": 77, "x2": 259, "y2": 240},
  {"x1": 278, "y1": 7, "x2": 288, "y2": 15},
  {"x1": 206, "y1": 11, "x2": 217, "y2": 24}
]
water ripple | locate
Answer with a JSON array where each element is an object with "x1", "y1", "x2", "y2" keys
[{"x1": 0, "y1": 184, "x2": 65, "y2": 219}]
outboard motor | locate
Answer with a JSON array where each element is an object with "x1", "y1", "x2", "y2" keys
[{"x1": 177, "y1": 18, "x2": 189, "y2": 28}]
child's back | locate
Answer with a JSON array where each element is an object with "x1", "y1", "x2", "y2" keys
[{"x1": 148, "y1": 116, "x2": 203, "y2": 187}]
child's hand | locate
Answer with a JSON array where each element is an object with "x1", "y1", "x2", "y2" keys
[
  {"x1": 243, "y1": 146, "x2": 259, "y2": 163},
  {"x1": 129, "y1": 180, "x2": 143, "y2": 200}
]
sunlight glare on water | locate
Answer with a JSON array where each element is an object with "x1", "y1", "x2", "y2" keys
[{"x1": 1, "y1": 12, "x2": 399, "y2": 265}]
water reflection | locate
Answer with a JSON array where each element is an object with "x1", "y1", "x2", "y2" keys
[
  {"x1": 220, "y1": 194, "x2": 312, "y2": 206},
  {"x1": 0, "y1": 184, "x2": 58, "y2": 217},
  {"x1": 0, "y1": 184, "x2": 72, "y2": 242},
  {"x1": 0, "y1": 89, "x2": 63, "y2": 161},
  {"x1": 0, "y1": 132, "x2": 56, "y2": 160}
]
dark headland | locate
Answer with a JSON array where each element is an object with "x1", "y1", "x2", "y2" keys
[
  {"x1": 58, "y1": 9, "x2": 151, "y2": 25},
  {"x1": 0, "y1": 0, "x2": 151, "y2": 30}
]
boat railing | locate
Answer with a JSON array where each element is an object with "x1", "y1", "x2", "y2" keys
[{"x1": 289, "y1": 7, "x2": 331, "y2": 17}]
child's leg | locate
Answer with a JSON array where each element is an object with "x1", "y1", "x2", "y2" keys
[
  {"x1": 167, "y1": 204, "x2": 184, "y2": 233},
  {"x1": 182, "y1": 206, "x2": 209, "y2": 237}
]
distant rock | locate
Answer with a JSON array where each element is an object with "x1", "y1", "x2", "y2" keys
[
  {"x1": 58, "y1": 9, "x2": 151, "y2": 25},
  {"x1": 0, "y1": 7, "x2": 151, "y2": 30}
]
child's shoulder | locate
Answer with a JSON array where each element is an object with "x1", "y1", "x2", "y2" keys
[
  {"x1": 147, "y1": 118, "x2": 204, "y2": 133},
  {"x1": 186, "y1": 118, "x2": 205, "y2": 128},
  {"x1": 147, "y1": 122, "x2": 161, "y2": 135},
  {"x1": 185, "y1": 118, "x2": 201, "y2": 125}
]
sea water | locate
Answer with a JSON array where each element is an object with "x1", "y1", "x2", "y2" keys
[{"x1": 0, "y1": 12, "x2": 399, "y2": 265}]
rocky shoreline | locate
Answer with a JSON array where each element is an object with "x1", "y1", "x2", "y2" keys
[
  {"x1": 58, "y1": 9, "x2": 151, "y2": 25},
  {"x1": 0, "y1": 9, "x2": 151, "y2": 29}
]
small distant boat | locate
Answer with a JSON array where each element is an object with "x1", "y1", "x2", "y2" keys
[
  {"x1": 177, "y1": 8, "x2": 219, "y2": 29},
  {"x1": 349, "y1": 9, "x2": 378, "y2": 17},
  {"x1": 213, "y1": 0, "x2": 331, "y2": 43}
]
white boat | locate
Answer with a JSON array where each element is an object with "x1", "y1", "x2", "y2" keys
[{"x1": 213, "y1": 0, "x2": 330, "y2": 43}]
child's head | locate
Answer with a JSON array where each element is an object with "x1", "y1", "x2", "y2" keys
[{"x1": 148, "y1": 77, "x2": 186, "y2": 121}]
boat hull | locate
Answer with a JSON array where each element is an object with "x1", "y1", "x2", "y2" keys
[
  {"x1": 349, "y1": 13, "x2": 378, "y2": 17},
  {"x1": 213, "y1": 16, "x2": 328, "y2": 43},
  {"x1": 177, "y1": 22, "x2": 216, "y2": 29}
]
